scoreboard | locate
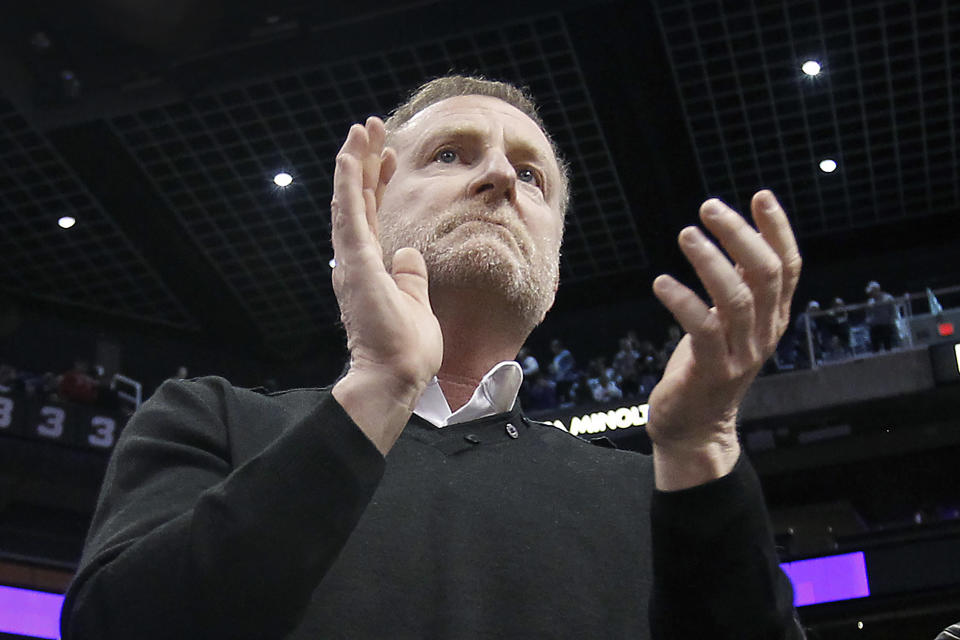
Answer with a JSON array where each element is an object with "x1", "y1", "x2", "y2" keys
[{"x1": 0, "y1": 388, "x2": 127, "y2": 452}]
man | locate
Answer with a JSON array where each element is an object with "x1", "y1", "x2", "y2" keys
[
  {"x1": 61, "y1": 76, "x2": 804, "y2": 638},
  {"x1": 793, "y1": 300, "x2": 823, "y2": 366},
  {"x1": 865, "y1": 280, "x2": 899, "y2": 352}
]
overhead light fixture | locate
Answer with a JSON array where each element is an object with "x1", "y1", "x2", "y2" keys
[
  {"x1": 58, "y1": 216, "x2": 76, "y2": 229},
  {"x1": 802, "y1": 60, "x2": 822, "y2": 76},
  {"x1": 819, "y1": 158, "x2": 837, "y2": 173},
  {"x1": 273, "y1": 172, "x2": 293, "y2": 187}
]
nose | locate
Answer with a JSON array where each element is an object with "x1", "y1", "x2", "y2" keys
[{"x1": 469, "y1": 149, "x2": 517, "y2": 203}]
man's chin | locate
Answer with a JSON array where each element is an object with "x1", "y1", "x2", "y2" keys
[
  {"x1": 424, "y1": 242, "x2": 555, "y2": 329},
  {"x1": 426, "y1": 240, "x2": 523, "y2": 288}
]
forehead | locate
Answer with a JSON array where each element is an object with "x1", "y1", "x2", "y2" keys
[{"x1": 393, "y1": 95, "x2": 556, "y2": 161}]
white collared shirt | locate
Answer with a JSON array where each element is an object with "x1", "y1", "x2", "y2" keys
[{"x1": 414, "y1": 360, "x2": 523, "y2": 427}]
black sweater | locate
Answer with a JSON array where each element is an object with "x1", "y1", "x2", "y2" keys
[{"x1": 61, "y1": 376, "x2": 802, "y2": 639}]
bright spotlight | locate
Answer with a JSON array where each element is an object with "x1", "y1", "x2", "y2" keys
[
  {"x1": 273, "y1": 172, "x2": 293, "y2": 187},
  {"x1": 802, "y1": 60, "x2": 821, "y2": 76},
  {"x1": 819, "y1": 158, "x2": 837, "y2": 173},
  {"x1": 328, "y1": 258, "x2": 337, "y2": 269},
  {"x1": 58, "y1": 216, "x2": 76, "y2": 229}
]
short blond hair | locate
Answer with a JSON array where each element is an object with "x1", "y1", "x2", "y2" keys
[{"x1": 384, "y1": 75, "x2": 571, "y2": 217}]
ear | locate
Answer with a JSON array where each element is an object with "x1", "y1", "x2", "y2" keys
[{"x1": 376, "y1": 147, "x2": 398, "y2": 208}]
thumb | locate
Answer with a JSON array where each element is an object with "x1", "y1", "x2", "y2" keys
[{"x1": 391, "y1": 247, "x2": 431, "y2": 306}]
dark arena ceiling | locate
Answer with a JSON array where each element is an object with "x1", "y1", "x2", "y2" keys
[{"x1": 1, "y1": 0, "x2": 958, "y2": 361}]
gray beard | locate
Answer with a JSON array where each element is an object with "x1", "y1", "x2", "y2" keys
[{"x1": 379, "y1": 200, "x2": 559, "y2": 330}]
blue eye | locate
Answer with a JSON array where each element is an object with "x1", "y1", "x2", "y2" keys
[
  {"x1": 435, "y1": 149, "x2": 457, "y2": 163},
  {"x1": 517, "y1": 167, "x2": 541, "y2": 187}
]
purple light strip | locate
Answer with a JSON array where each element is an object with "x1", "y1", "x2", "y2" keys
[
  {"x1": 780, "y1": 551, "x2": 870, "y2": 607},
  {"x1": 0, "y1": 552, "x2": 868, "y2": 635},
  {"x1": 0, "y1": 585, "x2": 63, "y2": 639}
]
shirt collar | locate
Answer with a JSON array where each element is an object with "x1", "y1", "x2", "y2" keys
[{"x1": 414, "y1": 360, "x2": 523, "y2": 428}]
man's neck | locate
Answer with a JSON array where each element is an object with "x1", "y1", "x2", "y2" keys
[{"x1": 431, "y1": 287, "x2": 532, "y2": 412}]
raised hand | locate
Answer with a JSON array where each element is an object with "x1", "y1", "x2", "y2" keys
[
  {"x1": 330, "y1": 117, "x2": 443, "y2": 455},
  {"x1": 648, "y1": 190, "x2": 801, "y2": 489}
]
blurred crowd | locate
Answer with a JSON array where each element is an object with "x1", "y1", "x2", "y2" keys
[
  {"x1": 517, "y1": 326, "x2": 682, "y2": 412},
  {"x1": 0, "y1": 359, "x2": 122, "y2": 411},
  {"x1": 0, "y1": 280, "x2": 933, "y2": 418}
]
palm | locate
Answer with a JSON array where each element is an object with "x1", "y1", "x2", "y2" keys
[
  {"x1": 331, "y1": 118, "x2": 443, "y2": 390},
  {"x1": 647, "y1": 331, "x2": 745, "y2": 446},
  {"x1": 648, "y1": 192, "x2": 801, "y2": 454}
]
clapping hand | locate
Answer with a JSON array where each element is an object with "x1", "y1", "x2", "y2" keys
[
  {"x1": 648, "y1": 191, "x2": 801, "y2": 489},
  {"x1": 330, "y1": 118, "x2": 443, "y2": 455}
]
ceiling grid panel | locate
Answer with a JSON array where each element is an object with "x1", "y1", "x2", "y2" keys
[
  {"x1": 0, "y1": 97, "x2": 196, "y2": 329},
  {"x1": 811, "y1": 0, "x2": 856, "y2": 228},
  {"x1": 878, "y1": 3, "x2": 907, "y2": 223},
  {"x1": 777, "y1": 1, "x2": 829, "y2": 234},
  {"x1": 652, "y1": 0, "x2": 959, "y2": 239}
]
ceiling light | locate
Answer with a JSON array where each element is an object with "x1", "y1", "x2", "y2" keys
[
  {"x1": 819, "y1": 158, "x2": 837, "y2": 173},
  {"x1": 802, "y1": 60, "x2": 821, "y2": 76},
  {"x1": 58, "y1": 216, "x2": 76, "y2": 229},
  {"x1": 273, "y1": 172, "x2": 293, "y2": 187}
]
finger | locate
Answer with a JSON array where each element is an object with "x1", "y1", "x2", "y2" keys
[
  {"x1": 332, "y1": 126, "x2": 372, "y2": 256},
  {"x1": 391, "y1": 247, "x2": 431, "y2": 307},
  {"x1": 750, "y1": 190, "x2": 802, "y2": 322},
  {"x1": 363, "y1": 117, "x2": 386, "y2": 193},
  {"x1": 376, "y1": 147, "x2": 398, "y2": 209},
  {"x1": 364, "y1": 187, "x2": 379, "y2": 238},
  {"x1": 339, "y1": 121, "x2": 369, "y2": 161},
  {"x1": 677, "y1": 226, "x2": 755, "y2": 360},
  {"x1": 652, "y1": 274, "x2": 725, "y2": 363},
  {"x1": 699, "y1": 199, "x2": 781, "y2": 344}
]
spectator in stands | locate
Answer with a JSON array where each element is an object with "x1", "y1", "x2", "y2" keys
[
  {"x1": 636, "y1": 340, "x2": 660, "y2": 398},
  {"x1": 771, "y1": 330, "x2": 800, "y2": 371},
  {"x1": 586, "y1": 356, "x2": 615, "y2": 381},
  {"x1": 611, "y1": 337, "x2": 640, "y2": 397},
  {"x1": 58, "y1": 360, "x2": 99, "y2": 404},
  {"x1": 516, "y1": 346, "x2": 540, "y2": 378},
  {"x1": 660, "y1": 324, "x2": 682, "y2": 364},
  {"x1": 823, "y1": 296, "x2": 851, "y2": 352},
  {"x1": 589, "y1": 370, "x2": 623, "y2": 403},
  {"x1": 524, "y1": 369, "x2": 558, "y2": 411},
  {"x1": 566, "y1": 371, "x2": 594, "y2": 408},
  {"x1": 821, "y1": 334, "x2": 851, "y2": 363},
  {"x1": 865, "y1": 281, "x2": 899, "y2": 352},
  {"x1": 547, "y1": 338, "x2": 577, "y2": 399},
  {"x1": 793, "y1": 300, "x2": 823, "y2": 366},
  {"x1": 32, "y1": 371, "x2": 59, "y2": 401}
]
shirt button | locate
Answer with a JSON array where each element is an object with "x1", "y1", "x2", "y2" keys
[
  {"x1": 464, "y1": 434, "x2": 481, "y2": 444},
  {"x1": 506, "y1": 423, "x2": 519, "y2": 439}
]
